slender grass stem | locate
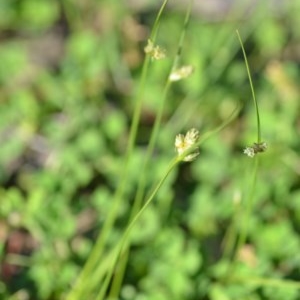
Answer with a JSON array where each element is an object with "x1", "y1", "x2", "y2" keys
[
  {"x1": 195, "y1": 103, "x2": 241, "y2": 149},
  {"x1": 236, "y1": 30, "x2": 261, "y2": 143}
]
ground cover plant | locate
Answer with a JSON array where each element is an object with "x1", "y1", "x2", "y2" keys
[{"x1": 1, "y1": 0, "x2": 300, "y2": 299}]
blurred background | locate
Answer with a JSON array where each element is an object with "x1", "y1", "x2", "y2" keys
[{"x1": 1, "y1": 0, "x2": 300, "y2": 299}]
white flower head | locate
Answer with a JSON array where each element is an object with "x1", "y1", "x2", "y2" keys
[
  {"x1": 144, "y1": 39, "x2": 166, "y2": 60},
  {"x1": 169, "y1": 65, "x2": 194, "y2": 82},
  {"x1": 243, "y1": 141, "x2": 267, "y2": 158},
  {"x1": 175, "y1": 128, "x2": 200, "y2": 162},
  {"x1": 243, "y1": 147, "x2": 255, "y2": 158}
]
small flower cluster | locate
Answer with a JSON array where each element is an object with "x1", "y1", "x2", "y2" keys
[
  {"x1": 175, "y1": 128, "x2": 200, "y2": 162},
  {"x1": 169, "y1": 65, "x2": 194, "y2": 82},
  {"x1": 144, "y1": 39, "x2": 166, "y2": 60},
  {"x1": 243, "y1": 142, "x2": 267, "y2": 158}
]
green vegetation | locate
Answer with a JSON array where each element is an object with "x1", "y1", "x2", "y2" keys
[{"x1": 1, "y1": 1, "x2": 300, "y2": 299}]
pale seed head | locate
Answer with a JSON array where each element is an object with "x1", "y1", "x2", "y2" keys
[{"x1": 175, "y1": 128, "x2": 200, "y2": 162}]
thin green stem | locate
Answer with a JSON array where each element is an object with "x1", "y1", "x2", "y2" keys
[
  {"x1": 236, "y1": 30, "x2": 261, "y2": 143},
  {"x1": 169, "y1": 0, "x2": 193, "y2": 72},
  {"x1": 195, "y1": 103, "x2": 241, "y2": 149}
]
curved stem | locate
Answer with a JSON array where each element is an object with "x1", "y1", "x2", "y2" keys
[{"x1": 236, "y1": 30, "x2": 261, "y2": 143}]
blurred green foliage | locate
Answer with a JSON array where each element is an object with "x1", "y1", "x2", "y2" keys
[{"x1": 0, "y1": 0, "x2": 300, "y2": 299}]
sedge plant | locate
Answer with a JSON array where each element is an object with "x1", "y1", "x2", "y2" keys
[
  {"x1": 66, "y1": 5, "x2": 300, "y2": 300},
  {"x1": 234, "y1": 29, "x2": 267, "y2": 261},
  {"x1": 107, "y1": 1, "x2": 195, "y2": 297},
  {"x1": 66, "y1": 1, "x2": 242, "y2": 298},
  {"x1": 222, "y1": 30, "x2": 268, "y2": 265},
  {"x1": 65, "y1": 1, "x2": 169, "y2": 298},
  {"x1": 221, "y1": 31, "x2": 300, "y2": 294}
]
